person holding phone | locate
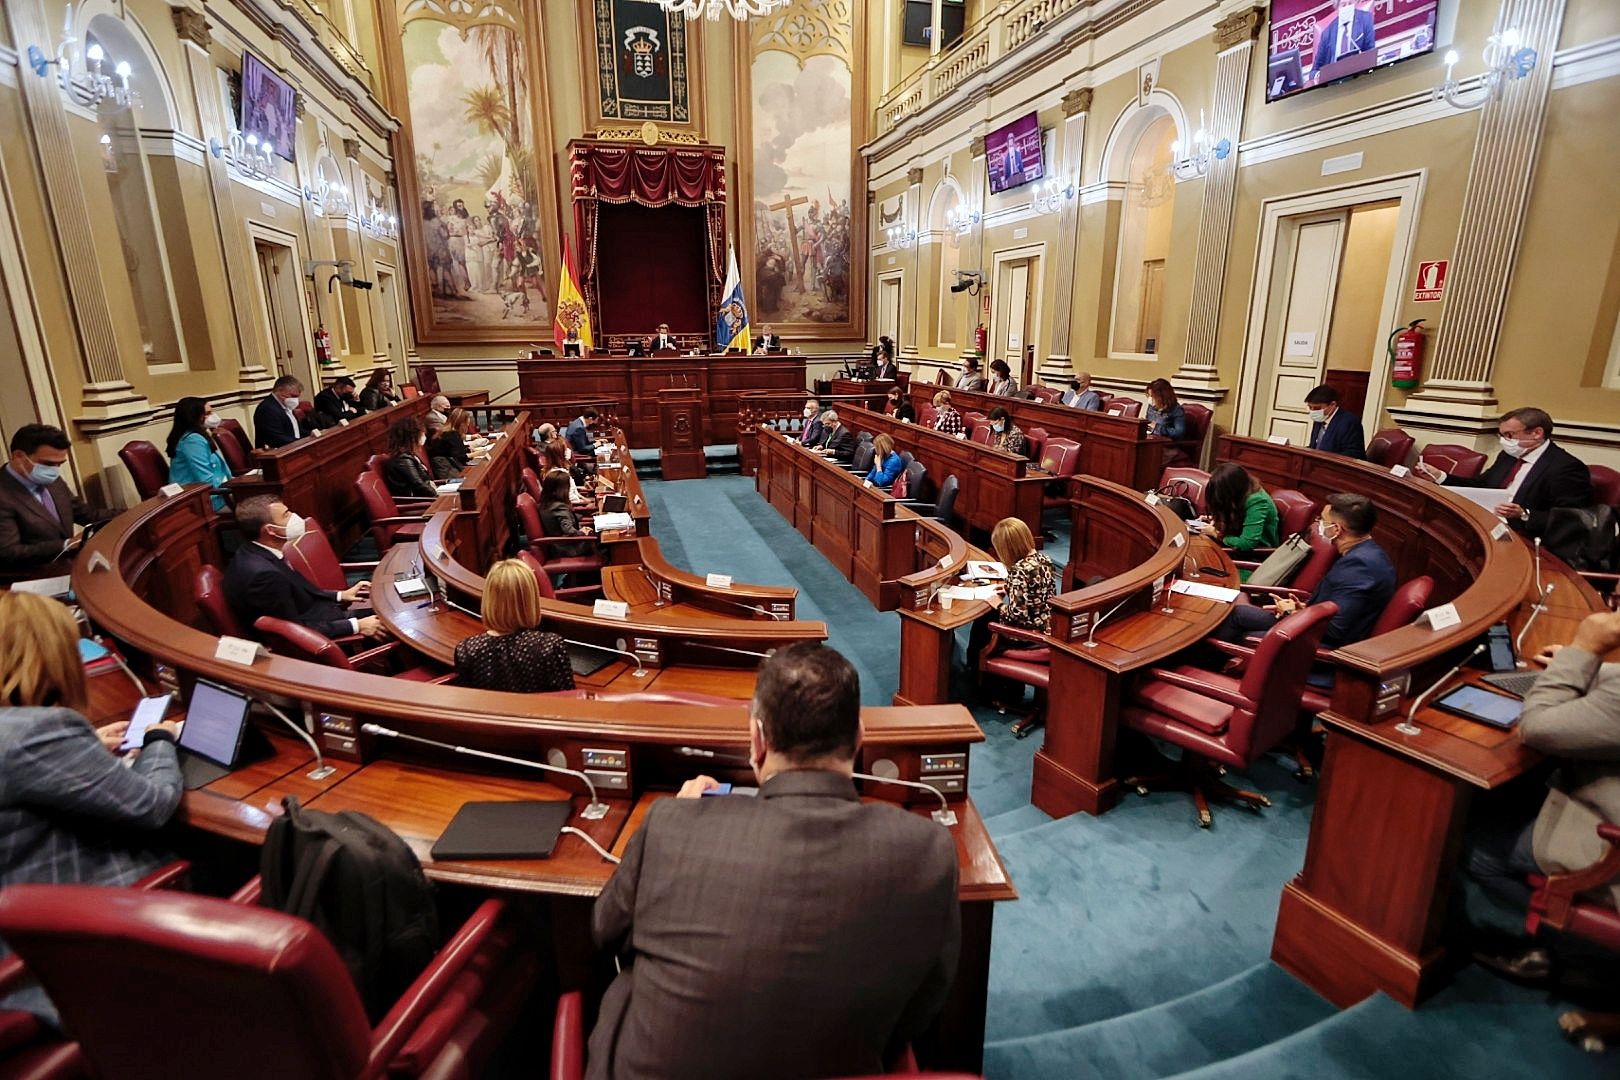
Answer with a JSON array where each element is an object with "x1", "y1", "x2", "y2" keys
[
  {"x1": 0, "y1": 591, "x2": 183, "y2": 1025},
  {"x1": 0, "y1": 424, "x2": 118, "y2": 578}
]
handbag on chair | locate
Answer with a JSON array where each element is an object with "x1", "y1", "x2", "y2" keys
[{"x1": 1246, "y1": 533, "x2": 1313, "y2": 588}]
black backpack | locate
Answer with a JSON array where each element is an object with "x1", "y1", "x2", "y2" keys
[
  {"x1": 259, "y1": 796, "x2": 440, "y2": 1020},
  {"x1": 1541, "y1": 504, "x2": 1620, "y2": 573}
]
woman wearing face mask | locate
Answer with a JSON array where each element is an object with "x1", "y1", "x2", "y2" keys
[
  {"x1": 165, "y1": 397, "x2": 231, "y2": 511},
  {"x1": 887, "y1": 388, "x2": 916, "y2": 423},
  {"x1": 986, "y1": 406, "x2": 1027, "y2": 457},
  {"x1": 1144, "y1": 378, "x2": 1186, "y2": 440},
  {"x1": 987, "y1": 359, "x2": 1019, "y2": 397},
  {"x1": 383, "y1": 417, "x2": 437, "y2": 499}
]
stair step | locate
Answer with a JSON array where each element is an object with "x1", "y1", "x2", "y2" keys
[
  {"x1": 985, "y1": 964, "x2": 1333, "y2": 1080},
  {"x1": 980, "y1": 803, "x2": 1051, "y2": 836}
]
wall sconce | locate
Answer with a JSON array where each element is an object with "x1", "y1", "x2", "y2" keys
[
  {"x1": 303, "y1": 177, "x2": 352, "y2": 216},
  {"x1": 1170, "y1": 110, "x2": 1231, "y2": 180},
  {"x1": 944, "y1": 207, "x2": 980, "y2": 236},
  {"x1": 884, "y1": 224, "x2": 916, "y2": 249},
  {"x1": 98, "y1": 132, "x2": 116, "y2": 173},
  {"x1": 210, "y1": 130, "x2": 274, "y2": 181},
  {"x1": 1434, "y1": 26, "x2": 1538, "y2": 109},
  {"x1": 26, "y1": 3, "x2": 77, "y2": 84},
  {"x1": 1031, "y1": 177, "x2": 1077, "y2": 215},
  {"x1": 83, "y1": 43, "x2": 138, "y2": 108},
  {"x1": 359, "y1": 198, "x2": 397, "y2": 237}
]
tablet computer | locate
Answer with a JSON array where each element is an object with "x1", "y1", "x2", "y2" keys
[
  {"x1": 1433, "y1": 684, "x2": 1523, "y2": 730},
  {"x1": 177, "y1": 679, "x2": 252, "y2": 788}
]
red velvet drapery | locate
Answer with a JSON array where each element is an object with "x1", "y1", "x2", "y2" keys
[{"x1": 570, "y1": 140, "x2": 728, "y2": 340}]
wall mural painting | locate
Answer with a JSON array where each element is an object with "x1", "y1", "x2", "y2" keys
[
  {"x1": 393, "y1": 0, "x2": 557, "y2": 339},
  {"x1": 747, "y1": 1, "x2": 861, "y2": 336},
  {"x1": 592, "y1": 0, "x2": 692, "y2": 126}
]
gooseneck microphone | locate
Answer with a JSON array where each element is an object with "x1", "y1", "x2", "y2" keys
[
  {"x1": 852, "y1": 771, "x2": 958, "y2": 827},
  {"x1": 1396, "y1": 642, "x2": 1488, "y2": 738},
  {"x1": 361, "y1": 722, "x2": 610, "y2": 820},
  {"x1": 262, "y1": 701, "x2": 336, "y2": 781},
  {"x1": 1085, "y1": 593, "x2": 1138, "y2": 649},
  {"x1": 563, "y1": 638, "x2": 648, "y2": 678}
]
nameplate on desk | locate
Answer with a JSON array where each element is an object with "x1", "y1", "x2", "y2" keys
[
  {"x1": 938, "y1": 555, "x2": 952, "y2": 570},
  {"x1": 159, "y1": 482, "x2": 185, "y2": 497},
  {"x1": 1389, "y1": 464, "x2": 1411, "y2": 478},
  {"x1": 1170, "y1": 532, "x2": 1186, "y2": 548},
  {"x1": 593, "y1": 600, "x2": 629, "y2": 621},
  {"x1": 1490, "y1": 521, "x2": 1513, "y2": 541},
  {"x1": 705, "y1": 573, "x2": 733, "y2": 589},
  {"x1": 1420, "y1": 603, "x2": 1461, "y2": 631},
  {"x1": 1145, "y1": 492, "x2": 1160, "y2": 506},
  {"x1": 215, "y1": 636, "x2": 263, "y2": 665}
]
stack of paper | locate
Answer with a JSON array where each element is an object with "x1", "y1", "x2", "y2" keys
[{"x1": 593, "y1": 512, "x2": 634, "y2": 531}]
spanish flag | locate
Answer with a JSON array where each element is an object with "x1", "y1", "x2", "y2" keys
[{"x1": 554, "y1": 235, "x2": 593, "y2": 352}]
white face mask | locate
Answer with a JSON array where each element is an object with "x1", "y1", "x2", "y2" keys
[
  {"x1": 1317, "y1": 520, "x2": 1340, "y2": 542},
  {"x1": 275, "y1": 513, "x2": 306, "y2": 543},
  {"x1": 1308, "y1": 409, "x2": 1326, "y2": 424},
  {"x1": 284, "y1": 396, "x2": 300, "y2": 409},
  {"x1": 204, "y1": 413, "x2": 223, "y2": 430},
  {"x1": 1500, "y1": 435, "x2": 1534, "y2": 459}
]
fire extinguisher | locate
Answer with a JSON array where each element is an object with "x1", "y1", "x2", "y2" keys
[
  {"x1": 314, "y1": 324, "x2": 333, "y2": 366},
  {"x1": 1388, "y1": 319, "x2": 1425, "y2": 390},
  {"x1": 973, "y1": 324, "x2": 987, "y2": 357}
]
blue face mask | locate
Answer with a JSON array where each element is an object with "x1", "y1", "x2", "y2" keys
[
  {"x1": 993, "y1": 423, "x2": 1005, "y2": 433},
  {"x1": 26, "y1": 459, "x2": 61, "y2": 486}
]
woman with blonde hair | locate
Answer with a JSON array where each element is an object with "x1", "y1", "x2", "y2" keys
[
  {"x1": 931, "y1": 389, "x2": 964, "y2": 437},
  {"x1": 452, "y1": 558, "x2": 574, "y2": 693},
  {"x1": 974, "y1": 517, "x2": 1058, "y2": 736},
  {"x1": 0, "y1": 592, "x2": 184, "y2": 1023}
]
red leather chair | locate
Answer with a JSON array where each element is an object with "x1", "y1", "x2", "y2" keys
[
  {"x1": 970, "y1": 424, "x2": 995, "y2": 447},
  {"x1": 412, "y1": 365, "x2": 442, "y2": 396},
  {"x1": 962, "y1": 411, "x2": 986, "y2": 429},
  {"x1": 293, "y1": 401, "x2": 315, "y2": 427},
  {"x1": 515, "y1": 493, "x2": 603, "y2": 602},
  {"x1": 1169, "y1": 403, "x2": 1211, "y2": 467},
  {"x1": 1028, "y1": 385, "x2": 1059, "y2": 404},
  {"x1": 1238, "y1": 528, "x2": 1339, "y2": 602},
  {"x1": 1038, "y1": 438, "x2": 1083, "y2": 526},
  {"x1": 978, "y1": 622, "x2": 1051, "y2": 739},
  {"x1": 1366, "y1": 427, "x2": 1415, "y2": 469},
  {"x1": 213, "y1": 429, "x2": 252, "y2": 476},
  {"x1": 918, "y1": 404, "x2": 938, "y2": 427},
  {"x1": 1157, "y1": 466, "x2": 1211, "y2": 515},
  {"x1": 285, "y1": 519, "x2": 375, "y2": 594},
  {"x1": 521, "y1": 466, "x2": 544, "y2": 504},
  {"x1": 1419, "y1": 443, "x2": 1488, "y2": 480},
  {"x1": 1024, "y1": 426, "x2": 1048, "y2": 465},
  {"x1": 355, "y1": 472, "x2": 428, "y2": 552},
  {"x1": 117, "y1": 441, "x2": 168, "y2": 501},
  {"x1": 252, "y1": 617, "x2": 448, "y2": 682},
  {"x1": 193, "y1": 565, "x2": 244, "y2": 638},
  {"x1": 1106, "y1": 398, "x2": 1142, "y2": 418},
  {"x1": 1271, "y1": 489, "x2": 1317, "y2": 539},
  {"x1": 1122, "y1": 603, "x2": 1338, "y2": 827},
  {"x1": 1092, "y1": 392, "x2": 1115, "y2": 411},
  {"x1": 217, "y1": 419, "x2": 254, "y2": 463},
  {"x1": 1589, "y1": 464, "x2": 1620, "y2": 509},
  {"x1": 1525, "y1": 821, "x2": 1620, "y2": 1052},
  {"x1": 0, "y1": 886, "x2": 533, "y2": 1080},
  {"x1": 515, "y1": 550, "x2": 561, "y2": 600}
]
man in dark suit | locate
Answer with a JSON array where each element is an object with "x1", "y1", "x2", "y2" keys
[
  {"x1": 252, "y1": 375, "x2": 311, "y2": 449},
  {"x1": 1304, "y1": 384, "x2": 1365, "y2": 460},
  {"x1": 754, "y1": 325, "x2": 783, "y2": 352},
  {"x1": 814, "y1": 410, "x2": 856, "y2": 463},
  {"x1": 1218, "y1": 493, "x2": 1395, "y2": 648},
  {"x1": 1417, "y1": 407, "x2": 1593, "y2": 539},
  {"x1": 797, "y1": 397, "x2": 827, "y2": 448},
  {"x1": 1312, "y1": 0, "x2": 1377, "y2": 78},
  {"x1": 0, "y1": 424, "x2": 118, "y2": 579},
  {"x1": 588, "y1": 643, "x2": 959, "y2": 1080},
  {"x1": 565, "y1": 408, "x2": 599, "y2": 459},
  {"x1": 311, "y1": 375, "x2": 364, "y2": 429},
  {"x1": 224, "y1": 495, "x2": 383, "y2": 640},
  {"x1": 648, "y1": 324, "x2": 677, "y2": 352}
]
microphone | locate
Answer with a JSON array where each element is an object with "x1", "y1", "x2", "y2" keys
[
  {"x1": 676, "y1": 745, "x2": 753, "y2": 766},
  {"x1": 1395, "y1": 642, "x2": 1487, "y2": 737},
  {"x1": 1515, "y1": 581, "x2": 1557, "y2": 657},
  {"x1": 563, "y1": 638, "x2": 648, "y2": 678},
  {"x1": 712, "y1": 596, "x2": 788, "y2": 621},
  {"x1": 1533, "y1": 536, "x2": 1544, "y2": 600},
  {"x1": 1085, "y1": 593, "x2": 1138, "y2": 649},
  {"x1": 93, "y1": 635, "x2": 149, "y2": 699},
  {"x1": 681, "y1": 642, "x2": 775, "y2": 660},
  {"x1": 262, "y1": 701, "x2": 337, "y2": 781},
  {"x1": 852, "y1": 771, "x2": 958, "y2": 827},
  {"x1": 640, "y1": 566, "x2": 668, "y2": 607},
  {"x1": 361, "y1": 722, "x2": 610, "y2": 820}
]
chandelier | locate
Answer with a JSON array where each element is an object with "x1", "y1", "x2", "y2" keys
[{"x1": 655, "y1": 0, "x2": 791, "y2": 21}]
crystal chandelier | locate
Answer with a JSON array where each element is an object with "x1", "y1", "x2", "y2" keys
[{"x1": 655, "y1": 0, "x2": 791, "y2": 21}]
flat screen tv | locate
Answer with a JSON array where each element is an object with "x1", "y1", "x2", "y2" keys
[
  {"x1": 240, "y1": 52, "x2": 297, "y2": 163},
  {"x1": 986, "y1": 112, "x2": 1043, "y2": 195},
  {"x1": 902, "y1": 0, "x2": 966, "y2": 50},
  {"x1": 1265, "y1": 0, "x2": 1439, "y2": 103}
]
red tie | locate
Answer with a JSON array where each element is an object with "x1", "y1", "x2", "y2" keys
[{"x1": 1505, "y1": 459, "x2": 1525, "y2": 485}]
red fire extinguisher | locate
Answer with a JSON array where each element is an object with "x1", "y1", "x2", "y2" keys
[
  {"x1": 314, "y1": 324, "x2": 333, "y2": 366},
  {"x1": 1388, "y1": 319, "x2": 1425, "y2": 389},
  {"x1": 973, "y1": 324, "x2": 988, "y2": 357}
]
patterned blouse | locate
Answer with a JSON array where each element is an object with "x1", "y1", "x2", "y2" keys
[
  {"x1": 1000, "y1": 551, "x2": 1057, "y2": 633},
  {"x1": 453, "y1": 629, "x2": 576, "y2": 693},
  {"x1": 993, "y1": 423, "x2": 1028, "y2": 458},
  {"x1": 933, "y1": 407, "x2": 965, "y2": 437}
]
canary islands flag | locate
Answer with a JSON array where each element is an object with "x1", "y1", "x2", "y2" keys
[
  {"x1": 715, "y1": 245, "x2": 751, "y2": 353},
  {"x1": 554, "y1": 235, "x2": 593, "y2": 351}
]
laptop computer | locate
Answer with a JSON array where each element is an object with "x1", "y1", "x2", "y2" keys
[{"x1": 177, "y1": 679, "x2": 253, "y2": 789}]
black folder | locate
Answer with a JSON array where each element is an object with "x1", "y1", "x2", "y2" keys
[{"x1": 431, "y1": 801, "x2": 572, "y2": 860}]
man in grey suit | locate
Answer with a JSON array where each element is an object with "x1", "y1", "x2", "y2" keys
[
  {"x1": 587, "y1": 643, "x2": 960, "y2": 1080},
  {"x1": 1468, "y1": 610, "x2": 1620, "y2": 981}
]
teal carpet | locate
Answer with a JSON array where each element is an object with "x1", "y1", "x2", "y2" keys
[{"x1": 644, "y1": 472, "x2": 1614, "y2": 1079}]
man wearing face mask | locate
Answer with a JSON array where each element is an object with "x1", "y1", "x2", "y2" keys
[
  {"x1": 252, "y1": 375, "x2": 315, "y2": 449},
  {"x1": 1061, "y1": 372, "x2": 1102, "y2": 410},
  {"x1": 1216, "y1": 493, "x2": 1395, "y2": 648},
  {"x1": 797, "y1": 397, "x2": 828, "y2": 447},
  {"x1": 1304, "y1": 385, "x2": 1366, "y2": 460},
  {"x1": 224, "y1": 495, "x2": 383, "y2": 640},
  {"x1": 312, "y1": 376, "x2": 364, "y2": 428},
  {"x1": 587, "y1": 643, "x2": 959, "y2": 1080},
  {"x1": 0, "y1": 425, "x2": 117, "y2": 577},
  {"x1": 1416, "y1": 407, "x2": 1592, "y2": 538}
]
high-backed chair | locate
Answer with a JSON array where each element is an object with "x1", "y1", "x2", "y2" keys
[
  {"x1": 515, "y1": 492, "x2": 603, "y2": 602},
  {"x1": 1296, "y1": 575, "x2": 1434, "y2": 713},
  {"x1": 1157, "y1": 466, "x2": 1211, "y2": 515},
  {"x1": 118, "y1": 441, "x2": 169, "y2": 501},
  {"x1": 1024, "y1": 426, "x2": 1048, "y2": 464},
  {"x1": 355, "y1": 472, "x2": 428, "y2": 552},
  {"x1": 0, "y1": 885, "x2": 533, "y2": 1080},
  {"x1": 1589, "y1": 464, "x2": 1620, "y2": 509},
  {"x1": 193, "y1": 565, "x2": 244, "y2": 638},
  {"x1": 217, "y1": 419, "x2": 254, "y2": 463},
  {"x1": 970, "y1": 424, "x2": 995, "y2": 447},
  {"x1": 1122, "y1": 603, "x2": 1338, "y2": 826},
  {"x1": 933, "y1": 367, "x2": 954, "y2": 386},
  {"x1": 1166, "y1": 403, "x2": 1212, "y2": 467},
  {"x1": 900, "y1": 474, "x2": 959, "y2": 528},
  {"x1": 284, "y1": 519, "x2": 374, "y2": 593},
  {"x1": 1029, "y1": 385, "x2": 1059, "y2": 404},
  {"x1": 1419, "y1": 443, "x2": 1487, "y2": 479},
  {"x1": 978, "y1": 622, "x2": 1052, "y2": 739},
  {"x1": 412, "y1": 365, "x2": 441, "y2": 396},
  {"x1": 1271, "y1": 489, "x2": 1318, "y2": 540},
  {"x1": 917, "y1": 404, "x2": 938, "y2": 427},
  {"x1": 213, "y1": 429, "x2": 252, "y2": 476},
  {"x1": 1038, "y1": 438, "x2": 1083, "y2": 528},
  {"x1": 520, "y1": 466, "x2": 543, "y2": 504},
  {"x1": 515, "y1": 550, "x2": 560, "y2": 600},
  {"x1": 1525, "y1": 821, "x2": 1620, "y2": 1053},
  {"x1": 1366, "y1": 427, "x2": 1415, "y2": 469},
  {"x1": 895, "y1": 459, "x2": 927, "y2": 501},
  {"x1": 848, "y1": 440, "x2": 877, "y2": 476},
  {"x1": 253, "y1": 617, "x2": 447, "y2": 682},
  {"x1": 1106, "y1": 398, "x2": 1142, "y2": 418}
]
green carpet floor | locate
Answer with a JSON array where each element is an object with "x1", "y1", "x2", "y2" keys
[{"x1": 642, "y1": 472, "x2": 1614, "y2": 1079}]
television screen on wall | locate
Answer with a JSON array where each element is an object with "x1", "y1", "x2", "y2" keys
[
  {"x1": 902, "y1": 0, "x2": 966, "y2": 50},
  {"x1": 986, "y1": 112, "x2": 1043, "y2": 195},
  {"x1": 1265, "y1": 0, "x2": 1439, "y2": 103},
  {"x1": 240, "y1": 52, "x2": 297, "y2": 163}
]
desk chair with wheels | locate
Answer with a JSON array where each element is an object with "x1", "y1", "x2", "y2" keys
[
  {"x1": 118, "y1": 441, "x2": 168, "y2": 501},
  {"x1": 1525, "y1": 821, "x2": 1620, "y2": 1053},
  {"x1": 1121, "y1": 603, "x2": 1338, "y2": 827},
  {"x1": 977, "y1": 622, "x2": 1051, "y2": 739},
  {"x1": 899, "y1": 474, "x2": 959, "y2": 528},
  {"x1": 515, "y1": 493, "x2": 603, "y2": 602},
  {"x1": 0, "y1": 886, "x2": 535, "y2": 1080}
]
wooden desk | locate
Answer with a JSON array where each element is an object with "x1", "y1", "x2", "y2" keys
[
  {"x1": 903, "y1": 383, "x2": 1166, "y2": 490},
  {"x1": 228, "y1": 396, "x2": 434, "y2": 554},
  {"x1": 515, "y1": 355, "x2": 813, "y2": 448},
  {"x1": 602, "y1": 536, "x2": 797, "y2": 621},
  {"x1": 893, "y1": 517, "x2": 995, "y2": 706},
  {"x1": 829, "y1": 377, "x2": 894, "y2": 412}
]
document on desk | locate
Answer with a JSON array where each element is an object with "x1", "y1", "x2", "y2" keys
[
  {"x1": 1169, "y1": 581, "x2": 1241, "y2": 603},
  {"x1": 1445, "y1": 486, "x2": 1509, "y2": 512},
  {"x1": 11, "y1": 574, "x2": 72, "y2": 597},
  {"x1": 593, "y1": 512, "x2": 634, "y2": 531},
  {"x1": 963, "y1": 561, "x2": 1007, "y2": 580},
  {"x1": 942, "y1": 584, "x2": 999, "y2": 601}
]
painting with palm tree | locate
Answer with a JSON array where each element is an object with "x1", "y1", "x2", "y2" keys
[{"x1": 399, "y1": 12, "x2": 549, "y2": 329}]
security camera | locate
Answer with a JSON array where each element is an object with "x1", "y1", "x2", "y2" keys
[{"x1": 950, "y1": 270, "x2": 984, "y2": 295}]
